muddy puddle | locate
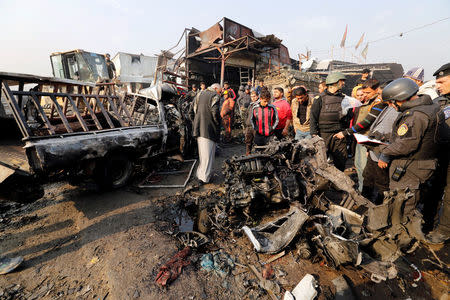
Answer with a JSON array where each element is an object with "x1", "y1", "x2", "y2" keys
[{"x1": 171, "y1": 202, "x2": 210, "y2": 234}]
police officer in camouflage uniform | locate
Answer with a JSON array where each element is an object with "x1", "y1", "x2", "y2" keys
[
  {"x1": 426, "y1": 63, "x2": 450, "y2": 244},
  {"x1": 310, "y1": 72, "x2": 349, "y2": 171},
  {"x1": 377, "y1": 78, "x2": 441, "y2": 223}
]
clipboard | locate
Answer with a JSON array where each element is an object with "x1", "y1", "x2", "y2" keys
[{"x1": 354, "y1": 133, "x2": 388, "y2": 145}]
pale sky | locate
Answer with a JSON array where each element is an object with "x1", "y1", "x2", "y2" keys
[{"x1": 1, "y1": 0, "x2": 449, "y2": 80}]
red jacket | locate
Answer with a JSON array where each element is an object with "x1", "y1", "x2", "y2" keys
[
  {"x1": 225, "y1": 88, "x2": 236, "y2": 100},
  {"x1": 272, "y1": 98, "x2": 292, "y2": 129},
  {"x1": 251, "y1": 103, "x2": 279, "y2": 136}
]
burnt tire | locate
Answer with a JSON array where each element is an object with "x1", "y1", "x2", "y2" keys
[{"x1": 94, "y1": 155, "x2": 134, "y2": 190}]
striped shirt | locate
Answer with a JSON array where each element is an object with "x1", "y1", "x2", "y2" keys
[
  {"x1": 251, "y1": 103, "x2": 279, "y2": 136},
  {"x1": 344, "y1": 99, "x2": 387, "y2": 136}
]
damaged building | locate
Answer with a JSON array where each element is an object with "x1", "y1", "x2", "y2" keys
[
  {"x1": 165, "y1": 17, "x2": 296, "y2": 89},
  {"x1": 302, "y1": 59, "x2": 404, "y2": 94}
]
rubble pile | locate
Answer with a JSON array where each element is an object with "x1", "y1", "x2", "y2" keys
[
  {"x1": 221, "y1": 136, "x2": 425, "y2": 280},
  {"x1": 259, "y1": 69, "x2": 322, "y2": 94}
]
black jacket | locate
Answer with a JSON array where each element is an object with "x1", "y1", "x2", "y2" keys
[
  {"x1": 237, "y1": 93, "x2": 251, "y2": 109},
  {"x1": 192, "y1": 89, "x2": 221, "y2": 142},
  {"x1": 379, "y1": 95, "x2": 440, "y2": 189}
]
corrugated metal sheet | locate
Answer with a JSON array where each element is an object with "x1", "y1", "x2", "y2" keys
[{"x1": 112, "y1": 52, "x2": 158, "y2": 83}]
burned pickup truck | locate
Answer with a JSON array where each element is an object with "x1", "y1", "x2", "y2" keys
[{"x1": 0, "y1": 72, "x2": 187, "y2": 202}]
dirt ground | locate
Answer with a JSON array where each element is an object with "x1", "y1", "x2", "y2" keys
[{"x1": 0, "y1": 140, "x2": 449, "y2": 300}]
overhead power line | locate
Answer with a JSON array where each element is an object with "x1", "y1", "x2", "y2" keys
[{"x1": 309, "y1": 16, "x2": 450, "y2": 54}]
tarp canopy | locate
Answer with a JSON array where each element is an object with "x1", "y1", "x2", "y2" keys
[{"x1": 138, "y1": 83, "x2": 178, "y2": 101}]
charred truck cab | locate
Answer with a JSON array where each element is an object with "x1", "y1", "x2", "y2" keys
[{"x1": 0, "y1": 72, "x2": 183, "y2": 203}]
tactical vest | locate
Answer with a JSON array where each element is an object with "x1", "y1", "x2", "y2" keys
[
  {"x1": 435, "y1": 95, "x2": 449, "y2": 109},
  {"x1": 397, "y1": 103, "x2": 440, "y2": 160},
  {"x1": 433, "y1": 95, "x2": 450, "y2": 144},
  {"x1": 318, "y1": 93, "x2": 345, "y2": 133}
]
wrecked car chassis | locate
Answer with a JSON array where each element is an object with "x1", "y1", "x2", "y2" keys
[
  {"x1": 221, "y1": 137, "x2": 423, "y2": 279},
  {"x1": 0, "y1": 72, "x2": 185, "y2": 201},
  {"x1": 223, "y1": 153, "x2": 302, "y2": 209},
  {"x1": 24, "y1": 125, "x2": 165, "y2": 175},
  {"x1": 223, "y1": 137, "x2": 371, "y2": 211}
]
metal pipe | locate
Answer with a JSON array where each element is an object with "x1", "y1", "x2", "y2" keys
[{"x1": 220, "y1": 56, "x2": 225, "y2": 87}]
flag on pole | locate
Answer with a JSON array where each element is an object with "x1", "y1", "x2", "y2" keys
[
  {"x1": 340, "y1": 25, "x2": 348, "y2": 48},
  {"x1": 361, "y1": 43, "x2": 369, "y2": 59},
  {"x1": 355, "y1": 33, "x2": 365, "y2": 50}
]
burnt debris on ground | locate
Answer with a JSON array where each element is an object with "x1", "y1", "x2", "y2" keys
[{"x1": 142, "y1": 136, "x2": 448, "y2": 299}]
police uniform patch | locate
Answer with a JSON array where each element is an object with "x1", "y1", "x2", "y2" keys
[
  {"x1": 444, "y1": 106, "x2": 450, "y2": 120},
  {"x1": 397, "y1": 123, "x2": 408, "y2": 136}
]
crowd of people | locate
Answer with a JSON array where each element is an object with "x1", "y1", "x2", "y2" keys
[{"x1": 186, "y1": 63, "x2": 450, "y2": 245}]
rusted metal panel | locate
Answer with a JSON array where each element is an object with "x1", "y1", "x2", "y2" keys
[
  {"x1": 269, "y1": 45, "x2": 291, "y2": 67},
  {"x1": 226, "y1": 57, "x2": 255, "y2": 68},
  {"x1": 279, "y1": 45, "x2": 291, "y2": 65},
  {"x1": 197, "y1": 22, "x2": 223, "y2": 52},
  {"x1": 223, "y1": 18, "x2": 254, "y2": 43}
]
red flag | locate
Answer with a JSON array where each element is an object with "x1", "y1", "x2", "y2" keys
[
  {"x1": 340, "y1": 25, "x2": 348, "y2": 48},
  {"x1": 355, "y1": 33, "x2": 365, "y2": 50}
]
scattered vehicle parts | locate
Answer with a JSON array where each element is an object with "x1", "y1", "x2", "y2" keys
[
  {"x1": 332, "y1": 275, "x2": 356, "y2": 300},
  {"x1": 359, "y1": 252, "x2": 397, "y2": 283},
  {"x1": 283, "y1": 273, "x2": 318, "y2": 300},
  {"x1": 248, "y1": 264, "x2": 279, "y2": 300},
  {"x1": 175, "y1": 231, "x2": 209, "y2": 249},
  {"x1": 263, "y1": 251, "x2": 286, "y2": 265},
  {"x1": 221, "y1": 137, "x2": 426, "y2": 281},
  {"x1": 242, "y1": 205, "x2": 308, "y2": 253},
  {"x1": 138, "y1": 159, "x2": 197, "y2": 188},
  {"x1": 155, "y1": 246, "x2": 192, "y2": 287}
]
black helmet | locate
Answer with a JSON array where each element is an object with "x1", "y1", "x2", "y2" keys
[{"x1": 382, "y1": 78, "x2": 419, "y2": 102}]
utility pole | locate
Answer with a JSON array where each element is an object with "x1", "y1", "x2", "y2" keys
[
  {"x1": 298, "y1": 54, "x2": 302, "y2": 71},
  {"x1": 298, "y1": 53, "x2": 309, "y2": 71}
]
